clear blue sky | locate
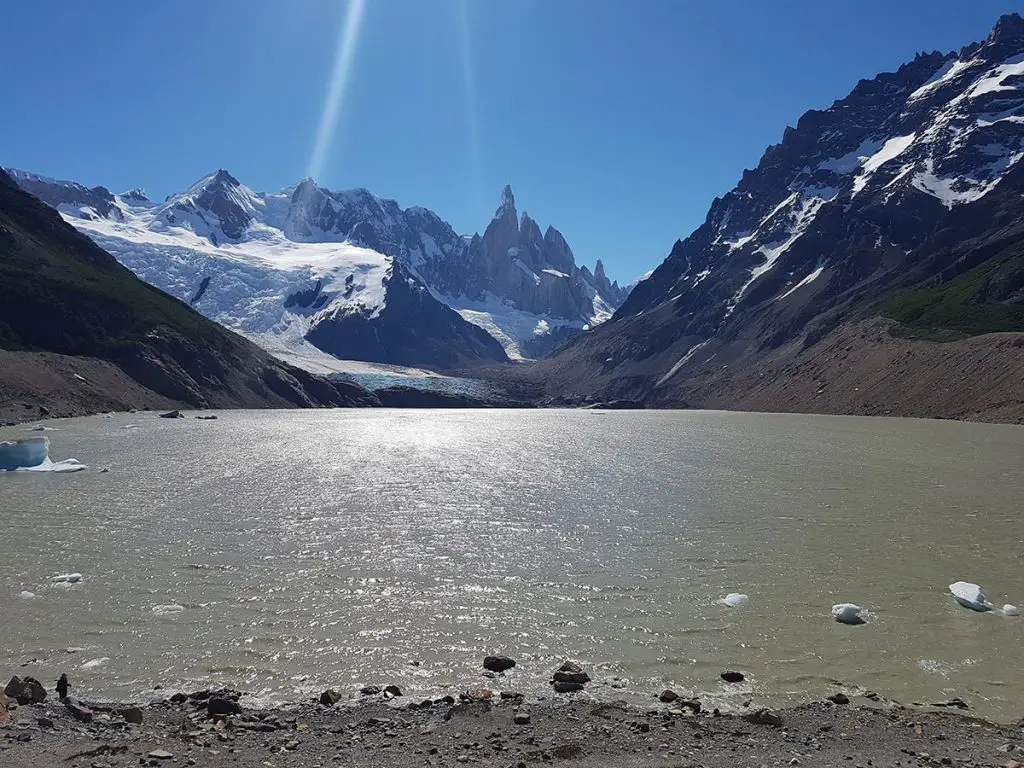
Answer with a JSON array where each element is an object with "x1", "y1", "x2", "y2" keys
[{"x1": 2, "y1": 1, "x2": 1019, "y2": 282}]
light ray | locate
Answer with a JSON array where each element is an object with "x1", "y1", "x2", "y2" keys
[
  {"x1": 307, "y1": 0, "x2": 368, "y2": 181},
  {"x1": 457, "y1": 0, "x2": 484, "y2": 201}
]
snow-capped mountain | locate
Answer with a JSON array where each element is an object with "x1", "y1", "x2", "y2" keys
[
  {"x1": 7, "y1": 169, "x2": 628, "y2": 367},
  {"x1": 531, "y1": 14, "x2": 1024, "y2": 406}
]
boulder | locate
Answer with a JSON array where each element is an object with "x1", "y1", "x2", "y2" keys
[
  {"x1": 63, "y1": 697, "x2": 93, "y2": 723},
  {"x1": 513, "y1": 710, "x2": 531, "y2": 725},
  {"x1": 382, "y1": 685, "x2": 403, "y2": 699},
  {"x1": 120, "y1": 706, "x2": 144, "y2": 724},
  {"x1": 319, "y1": 689, "x2": 342, "y2": 706},
  {"x1": 483, "y1": 655, "x2": 517, "y2": 673},
  {"x1": 679, "y1": 699, "x2": 702, "y2": 714},
  {"x1": 360, "y1": 685, "x2": 382, "y2": 696},
  {"x1": 659, "y1": 689, "x2": 679, "y2": 703},
  {"x1": 552, "y1": 662, "x2": 590, "y2": 685},
  {"x1": 158, "y1": 410, "x2": 184, "y2": 419},
  {"x1": 720, "y1": 671, "x2": 745, "y2": 683},
  {"x1": 461, "y1": 688, "x2": 494, "y2": 702},
  {"x1": 827, "y1": 693, "x2": 850, "y2": 705},
  {"x1": 744, "y1": 709, "x2": 783, "y2": 727},
  {"x1": 207, "y1": 697, "x2": 241, "y2": 717},
  {"x1": 169, "y1": 692, "x2": 188, "y2": 704},
  {"x1": 4, "y1": 676, "x2": 46, "y2": 705},
  {"x1": 0, "y1": 691, "x2": 14, "y2": 725}
]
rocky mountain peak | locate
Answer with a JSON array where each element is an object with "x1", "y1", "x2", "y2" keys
[
  {"x1": 498, "y1": 184, "x2": 516, "y2": 215},
  {"x1": 595, "y1": 259, "x2": 607, "y2": 280},
  {"x1": 519, "y1": 211, "x2": 543, "y2": 246},
  {"x1": 991, "y1": 13, "x2": 1024, "y2": 42},
  {"x1": 210, "y1": 169, "x2": 240, "y2": 188},
  {"x1": 483, "y1": 185, "x2": 521, "y2": 265},
  {"x1": 120, "y1": 187, "x2": 150, "y2": 203}
]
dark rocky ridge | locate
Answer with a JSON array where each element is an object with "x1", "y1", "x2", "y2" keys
[
  {"x1": 520, "y1": 14, "x2": 1024, "y2": 419},
  {"x1": 0, "y1": 168, "x2": 377, "y2": 414},
  {"x1": 305, "y1": 261, "x2": 509, "y2": 369}
]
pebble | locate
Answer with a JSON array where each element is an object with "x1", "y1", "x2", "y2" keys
[
  {"x1": 828, "y1": 693, "x2": 851, "y2": 705},
  {"x1": 513, "y1": 710, "x2": 531, "y2": 725},
  {"x1": 147, "y1": 750, "x2": 173, "y2": 760}
]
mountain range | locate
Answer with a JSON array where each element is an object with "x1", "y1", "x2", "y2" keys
[
  {"x1": 512, "y1": 13, "x2": 1024, "y2": 421},
  {"x1": 8, "y1": 170, "x2": 629, "y2": 370},
  {"x1": 0, "y1": 167, "x2": 378, "y2": 423},
  {"x1": 4, "y1": 15, "x2": 1024, "y2": 422}
]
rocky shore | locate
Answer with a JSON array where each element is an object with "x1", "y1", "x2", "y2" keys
[{"x1": 3, "y1": 668, "x2": 1022, "y2": 768}]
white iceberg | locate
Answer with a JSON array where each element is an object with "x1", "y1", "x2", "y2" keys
[
  {"x1": 831, "y1": 603, "x2": 867, "y2": 625},
  {"x1": 152, "y1": 604, "x2": 186, "y2": 616},
  {"x1": 720, "y1": 593, "x2": 750, "y2": 607},
  {"x1": 949, "y1": 581, "x2": 990, "y2": 612},
  {"x1": 80, "y1": 657, "x2": 109, "y2": 670},
  {"x1": 18, "y1": 591, "x2": 36, "y2": 600},
  {"x1": 0, "y1": 437, "x2": 86, "y2": 473},
  {"x1": 0, "y1": 437, "x2": 49, "y2": 470},
  {"x1": 1002, "y1": 604, "x2": 1019, "y2": 616},
  {"x1": 52, "y1": 573, "x2": 83, "y2": 584}
]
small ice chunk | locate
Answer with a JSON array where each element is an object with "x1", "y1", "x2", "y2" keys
[
  {"x1": 19, "y1": 591, "x2": 36, "y2": 600},
  {"x1": 80, "y1": 657, "x2": 109, "y2": 669},
  {"x1": 52, "y1": 573, "x2": 83, "y2": 584},
  {"x1": 720, "y1": 593, "x2": 750, "y2": 607},
  {"x1": 949, "y1": 581, "x2": 989, "y2": 612},
  {"x1": 831, "y1": 603, "x2": 867, "y2": 625},
  {"x1": 1002, "y1": 604, "x2": 1019, "y2": 616},
  {"x1": 152, "y1": 604, "x2": 186, "y2": 615}
]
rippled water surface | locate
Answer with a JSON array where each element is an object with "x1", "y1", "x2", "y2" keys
[{"x1": 1, "y1": 410, "x2": 1022, "y2": 719}]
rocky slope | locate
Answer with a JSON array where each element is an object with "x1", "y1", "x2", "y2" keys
[
  {"x1": 0, "y1": 168, "x2": 377, "y2": 420},
  {"x1": 525, "y1": 14, "x2": 1024, "y2": 419},
  {"x1": 7, "y1": 170, "x2": 627, "y2": 367}
]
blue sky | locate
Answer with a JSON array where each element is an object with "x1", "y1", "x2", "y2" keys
[{"x1": 2, "y1": 1, "x2": 1019, "y2": 282}]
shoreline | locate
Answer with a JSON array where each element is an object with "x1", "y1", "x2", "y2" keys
[{"x1": 2, "y1": 680, "x2": 1021, "y2": 768}]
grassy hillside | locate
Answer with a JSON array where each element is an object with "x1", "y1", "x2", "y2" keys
[{"x1": 877, "y1": 236, "x2": 1024, "y2": 340}]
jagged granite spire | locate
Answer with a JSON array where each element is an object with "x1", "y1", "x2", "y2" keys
[{"x1": 483, "y1": 184, "x2": 520, "y2": 261}]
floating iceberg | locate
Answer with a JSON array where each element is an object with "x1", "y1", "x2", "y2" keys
[
  {"x1": 0, "y1": 437, "x2": 86, "y2": 473},
  {"x1": 53, "y1": 573, "x2": 83, "y2": 584},
  {"x1": 720, "y1": 593, "x2": 750, "y2": 607},
  {"x1": 152, "y1": 604, "x2": 186, "y2": 616},
  {"x1": 949, "y1": 581, "x2": 990, "y2": 612},
  {"x1": 1002, "y1": 604, "x2": 1019, "y2": 616},
  {"x1": 831, "y1": 603, "x2": 867, "y2": 625},
  {"x1": 18, "y1": 591, "x2": 36, "y2": 600}
]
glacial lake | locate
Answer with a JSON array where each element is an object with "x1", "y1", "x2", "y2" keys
[{"x1": 1, "y1": 410, "x2": 1022, "y2": 720}]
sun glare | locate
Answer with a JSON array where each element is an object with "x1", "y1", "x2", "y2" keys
[{"x1": 307, "y1": 0, "x2": 368, "y2": 182}]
